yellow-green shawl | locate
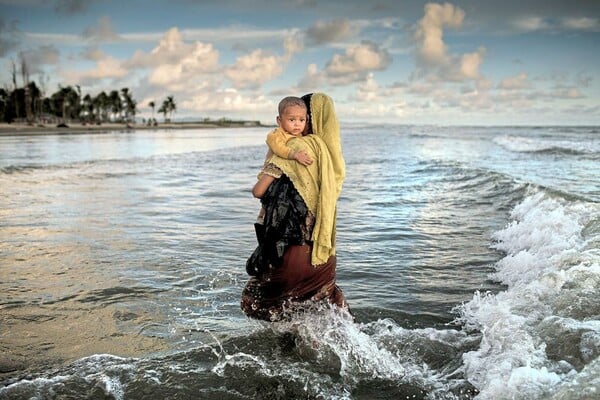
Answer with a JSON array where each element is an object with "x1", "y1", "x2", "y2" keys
[{"x1": 268, "y1": 93, "x2": 345, "y2": 266}]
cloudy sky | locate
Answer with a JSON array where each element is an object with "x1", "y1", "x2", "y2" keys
[{"x1": 1, "y1": 0, "x2": 599, "y2": 125}]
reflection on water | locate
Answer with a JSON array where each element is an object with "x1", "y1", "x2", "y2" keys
[{"x1": 1, "y1": 126, "x2": 598, "y2": 399}]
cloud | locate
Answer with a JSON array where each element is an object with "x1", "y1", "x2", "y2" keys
[
  {"x1": 123, "y1": 27, "x2": 220, "y2": 91},
  {"x1": 82, "y1": 16, "x2": 121, "y2": 42},
  {"x1": 225, "y1": 49, "x2": 283, "y2": 89},
  {"x1": 305, "y1": 18, "x2": 356, "y2": 45},
  {"x1": 511, "y1": 16, "x2": 599, "y2": 33},
  {"x1": 18, "y1": 45, "x2": 60, "y2": 74},
  {"x1": 323, "y1": 40, "x2": 391, "y2": 84},
  {"x1": 80, "y1": 46, "x2": 105, "y2": 61},
  {"x1": 551, "y1": 88, "x2": 584, "y2": 99},
  {"x1": 414, "y1": 2, "x2": 464, "y2": 67},
  {"x1": 181, "y1": 88, "x2": 274, "y2": 118},
  {"x1": 283, "y1": 34, "x2": 304, "y2": 60},
  {"x1": 297, "y1": 63, "x2": 326, "y2": 90},
  {"x1": 354, "y1": 72, "x2": 379, "y2": 101},
  {"x1": 561, "y1": 17, "x2": 599, "y2": 31},
  {"x1": 61, "y1": 54, "x2": 128, "y2": 86},
  {"x1": 512, "y1": 16, "x2": 550, "y2": 32},
  {"x1": 498, "y1": 72, "x2": 531, "y2": 90},
  {"x1": 412, "y1": 3, "x2": 485, "y2": 82}
]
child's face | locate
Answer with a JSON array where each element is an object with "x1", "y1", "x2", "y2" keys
[{"x1": 277, "y1": 105, "x2": 307, "y2": 136}]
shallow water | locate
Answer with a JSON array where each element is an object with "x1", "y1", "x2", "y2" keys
[{"x1": 0, "y1": 125, "x2": 598, "y2": 399}]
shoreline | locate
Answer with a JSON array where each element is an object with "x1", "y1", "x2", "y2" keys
[{"x1": 0, "y1": 121, "x2": 271, "y2": 137}]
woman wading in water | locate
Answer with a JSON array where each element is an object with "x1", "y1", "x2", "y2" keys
[{"x1": 241, "y1": 93, "x2": 348, "y2": 321}]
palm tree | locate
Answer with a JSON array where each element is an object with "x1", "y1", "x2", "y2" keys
[
  {"x1": 108, "y1": 90, "x2": 122, "y2": 121},
  {"x1": 50, "y1": 85, "x2": 80, "y2": 124},
  {"x1": 158, "y1": 100, "x2": 168, "y2": 123},
  {"x1": 121, "y1": 88, "x2": 137, "y2": 122},
  {"x1": 148, "y1": 101, "x2": 155, "y2": 123},
  {"x1": 93, "y1": 91, "x2": 109, "y2": 123},
  {"x1": 165, "y1": 95, "x2": 176, "y2": 121},
  {"x1": 81, "y1": 93, "x2": 93, "y2": 123}
]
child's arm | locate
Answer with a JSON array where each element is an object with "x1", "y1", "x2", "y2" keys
[
  {"x1": 266, "y1": 130, "x2": 313, "y2": 165},
  {"x1": 252, "y1": 174, "x2": 275, "y2": 198}
]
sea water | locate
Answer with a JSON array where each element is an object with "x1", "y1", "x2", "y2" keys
[{"x1": 0, "y1": 125, "x2": 598, "y2": 399}]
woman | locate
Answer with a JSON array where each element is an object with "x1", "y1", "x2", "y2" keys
[{"x1": 241, "y1": 93, "x2": 348, "y2": 321}]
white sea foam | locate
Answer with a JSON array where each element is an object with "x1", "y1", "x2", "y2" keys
[
  {"x1": 455, "y1": 191, "x2": 600, "y2": 399},
  {"x1": 493, "y1": 135, "x2": 599, "y2": 154}
]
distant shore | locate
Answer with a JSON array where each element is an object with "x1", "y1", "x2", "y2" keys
[{"x1": 0, "y1": 120, "x2": 271, "y2": 137}]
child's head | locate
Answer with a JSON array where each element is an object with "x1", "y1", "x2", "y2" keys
[{"x1": 277, "y1": 96, "x2": 307, "y2": 137}]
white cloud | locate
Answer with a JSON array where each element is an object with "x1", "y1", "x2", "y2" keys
[
  {"x1": 512, "y1": 16, "x2": 550, "y2": 32},
  {"x1": 182, "y1": 88, "x2": 274, "y2": 117},
  {"x1": 122, "y1": 27, "x2": 221, "y2": 92},
  {"x1": 283, "y1": 34, "x2": 304, "y2": 60},
  {"x1": 511, "y1": 16, "x2": 599, "y2": 32},
  {"x1": 459, "y1": 48, "x2": 485, "y2": 80},
  {"x1": 561, "y1": 17, "x2": 599, "y2": 31},
  {"x1": 551, "y1": 88, "x2": 584, "y2": 99},
  {"x1": 355, "y1": 72, "x2": 379, "y2": 102},
  {"x1": 412, "y1": 3, "x2": 485, "y2": 83},
  {"x1": 318, "y1": 40, "x2": 391, "y2": 85},
  {"x1": 498, "y1": 72, "x2": 531, "y2": 90},
  {"x1": 414, "y1": 2, "x2": 465, "y2": 67},
  {"x1": 62, "y1": 55, "x2": 128, "y2": 85},
  {"x1": 225, "y1": 49, "x2": 284, "y2": 89}
]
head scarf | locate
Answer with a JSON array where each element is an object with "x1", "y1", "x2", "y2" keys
[
  {"x1": 268, "y1": 93, "x2": 345, "y2": 266},
  {"x1": 308, "y1": 93, "x2": 345, "y2": 196}
]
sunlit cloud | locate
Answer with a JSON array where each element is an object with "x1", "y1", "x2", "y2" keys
[
  {"x1": 225, "y1": 49, "x2": 284, "y2": 89},
  {"x1": 414, "y1": 2, "x2": 465, "y2": 67},
  {"x1": 61, "y1": 55, "x2": 128, "y2": 86},
  {"x1": 498, "y1": 72, "x2": 531, "y2": 90}
]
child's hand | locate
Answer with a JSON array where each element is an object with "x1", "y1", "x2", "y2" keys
[{"x1": 294, "y1": 150, "x2": 313, "y2": 166}]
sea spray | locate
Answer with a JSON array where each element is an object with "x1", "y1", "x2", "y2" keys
[{"x1": 455, "y1": 191, "x2": 600, "y2": 399}]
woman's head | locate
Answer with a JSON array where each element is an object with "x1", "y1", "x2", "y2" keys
[{"x1": 301, "y1": 93, "x2": 313, "y2": 135}]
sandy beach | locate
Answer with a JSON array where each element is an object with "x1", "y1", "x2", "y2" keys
[{"x1": 0, "y1": 121, "x2": 265, "y2": 136}]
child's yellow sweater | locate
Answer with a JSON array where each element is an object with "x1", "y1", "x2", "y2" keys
[{"x1": 266, "y1": 127, "x2": 297, "y2": 160}]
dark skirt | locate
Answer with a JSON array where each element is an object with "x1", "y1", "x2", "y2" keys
[{"x1": 241, "y1": 244, "x2": 347, "y2": 321}]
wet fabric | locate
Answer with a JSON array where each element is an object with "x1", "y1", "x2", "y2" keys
[
  {"x1": 246, "y1": 175, "x2": 310, "y2": 276},
  {"x1": 241, "y1": 245, "x2": 346, "y2": 321},
  {"x1": 242, "y1": 174, "x2": 346, "y2": 321}
]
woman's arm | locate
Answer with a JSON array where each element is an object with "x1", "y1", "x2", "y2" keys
[{"x1": 252, "y1": 174, "x2": 276, "y2": 198}]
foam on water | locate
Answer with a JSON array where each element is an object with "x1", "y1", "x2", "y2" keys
[
  {"x1": 493, "y1": 134, "x2": 599, "y2": 155},
  {"x1": 455, "y1": 190, "x2": 600, "y2": 399},
  {"x1": 207, "y1": 305, "x2": 480, "y2": 399}
]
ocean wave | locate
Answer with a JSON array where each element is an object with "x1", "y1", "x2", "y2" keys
[
  {"x1": 454, "y1": 190, "x2": 600, "y2": 399},
  {"x1": 493, "y1": 135, "x2": 598, "y2": 155}
]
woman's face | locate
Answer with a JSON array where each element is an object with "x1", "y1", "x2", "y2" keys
[
  {"x1": 277, "y1": 105, "x2": 307, "y2": 137},
  {"x1": 302, "y1": 115, "x2": 313, "y2": 136}
]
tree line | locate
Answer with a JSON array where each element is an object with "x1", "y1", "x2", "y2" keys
[{"x1": 0, "y1": 60, "x2": 176, "y2": 125}]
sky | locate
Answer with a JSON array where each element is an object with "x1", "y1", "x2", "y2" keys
[{"x1": 1, "y1": 0, "x2": 599, "y2": 125}]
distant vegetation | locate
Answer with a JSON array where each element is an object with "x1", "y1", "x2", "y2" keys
[
  {"x1": 1, "y1": 57, "x2": 265, "y2": 128},
  {"x1": 0, "y1": 56, "x2": 179, "y2": 126}
]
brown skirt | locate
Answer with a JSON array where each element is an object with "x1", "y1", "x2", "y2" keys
[{"x1": 241, "y1": 244, "x2": 347, "y2": 321}]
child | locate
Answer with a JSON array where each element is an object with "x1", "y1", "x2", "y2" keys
[
  {"x1": 255, "y1": 96, "x2": 312, "y2": 226},
  {"x1": 263, "y1": 96, "x2": 313, "y2": 166}
]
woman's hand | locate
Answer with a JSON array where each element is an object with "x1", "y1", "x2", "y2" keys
[{"x1": 252, "y1": 174, "x2": 276, "y2": 198}]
